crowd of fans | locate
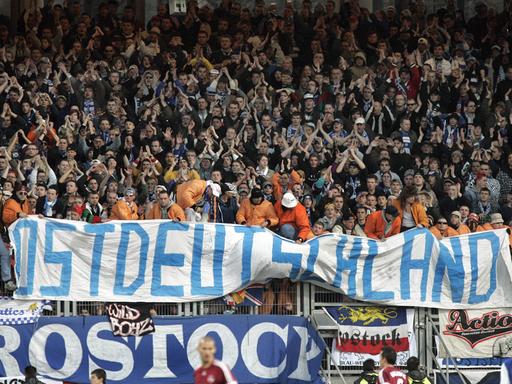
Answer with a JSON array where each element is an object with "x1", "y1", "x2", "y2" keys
[{"x1": 0, "y1": 0, "x2": 512, "y2": 295}]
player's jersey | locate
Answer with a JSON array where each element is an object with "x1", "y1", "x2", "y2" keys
[
  {"x1": 194, "y1": 360, "x2": 238, "y2": 384},
  {"x1": 378, "y1": 366, "x2": 408, "y2": 384}
]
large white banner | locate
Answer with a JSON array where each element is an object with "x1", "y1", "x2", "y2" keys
[
  {"x1": 10, "y1": 218, "x2": 512, "y2": 308},
  {"x1": 439, "y1": 308, "x2": 512, "y2": 358}
]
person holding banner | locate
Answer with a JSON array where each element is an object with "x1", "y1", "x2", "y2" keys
[
  {"x1": 110, "y1": 187, "x2": 139, "y2": 220},
  {"x1": 236, "y1": 188, "x2": 279, "y2": 227},
  {"x1": 145, "y1": 190, "x2": 185, "y2": 221},
  {"x1": 176, "y1": 179, "x2": 221, "y2": 221},
  {"x1": 392, "y1": 186, "x2": 429, "y2": 232},
  {"x1": 429, "y1": 217, "x2": 458, "y2": 240},
  {"x1": 274, "y1": 192, "x2": 311, "y2": 243},
  {"x1": 194, "y1": 336, "x2": 238, "y2": 384},
  {"x1": 2, "y1": 184, "x2": 30, "y2": 226},
  {"x1": 364, "y1": 205, "x2": 401, "y2": 240}
]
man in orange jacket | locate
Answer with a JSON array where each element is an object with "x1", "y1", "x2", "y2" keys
[
  {"x1": 2, "y1": 184, "x2": 30, "y2": 226},
  {"x1": 364, "y1": 205, "x2": 401, "y2": 240},
  {"x1": 236, "y1": 188, "x2": 279, "y2": 227},
  {"x1": 145, "y1": 190, "x2": 186, "y2": 221},
  {"x1": 110, "y1": 187, "x2": 139, "y2": 220},
  {"x1": 274, "y1": 192, "x2": 311, "y2": 243},
  {"x1": 449, "y1": 211, "x2": 471, "y2": 235},
  {"x1": 430, "y1": 217, "x2": 458, "y2": 239},
  {"x1": 176, "y1": 179, "x2": 221, "y2": 221}
]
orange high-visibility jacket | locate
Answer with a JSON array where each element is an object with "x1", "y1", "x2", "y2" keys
[
  {"x1": 2, "y1": 198, "x2": 30, "y2": 226},
  {"x1": 176, "y1": 180, "x2": 207, "y2": 209},
  {"x1": 236, "y1": 198, "x2": 279, "y2": 226},
  {"x1": 110, "y1": 200, "x2": 139, "y2": 220},
  {"x1": 364, "y1": 210, "x2": 401, "y2": 239},
  {"x1": 145, "y1": 203, "x2": 185, "y2": 221},
  {"x1": 274, "y1": 200, "x2": 311, "y2": 240}
]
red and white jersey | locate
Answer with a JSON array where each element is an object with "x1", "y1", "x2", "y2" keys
[
  {"x1": 194, "y1": 360, "x2": 238, "y2": 384},
  {"x1": 378, "y1": 366, "x2": 408, "y2": 384}
]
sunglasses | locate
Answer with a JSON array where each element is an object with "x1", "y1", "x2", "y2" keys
[
  {"x1": 438, "y1": 221, "x2": 448, "y2": 224},
  {"x1": 17, "y1": 191, "x2": 27, "y2": 195}
]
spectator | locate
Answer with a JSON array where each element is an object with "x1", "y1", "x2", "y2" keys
[
  {"x1": 35, "y1": 184, "x2": 64, "y2": 218},
  {"x1": 392, "y1": 186, "x2": 429, "y2": 231},
  {"x1": 236, "y1": 188, "x2": 278, "y2": 227},
  {"x1": 364, "y1": 205, "x2": 401, "y2": 240},
  {"x1": 2, "y1": 184, "x2": 29, "y2": 226},
  {"x1": 145, "y1": 190, "x2": 185, "y2": 221},
  {"x1": 449, "y1": 211, "x2": 471, "y2": 235},
  {"x1": 24, "y1": 366, "x2": 44, "y2": 384},
  {"x1": 430, "y1": 217, "x2": 458, "y2": 240},
  {"x1": 274, "y1": 192, "x2": 311, "y2": 243},
  {"x1": 110, "y1": 187, "x2": 139, "y2": 220},
  {"x1": 406, "y1": 356, "x2": 432, "y2": 384},
  {"x1": 354, "y1": 358, "x2": 378, "y2": 384}
]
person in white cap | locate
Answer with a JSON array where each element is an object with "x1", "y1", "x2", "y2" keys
[{"x1": 274, "y1": 192, "x2": 311, "y2": 243}]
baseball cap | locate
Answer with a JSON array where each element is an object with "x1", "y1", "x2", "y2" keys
[{"x1": 355, "y1": 117, "x2": 366, "y2": 125}]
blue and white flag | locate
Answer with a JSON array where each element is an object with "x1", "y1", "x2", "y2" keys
[
  {"x1": 0, "y1": 297, "x2": 48, "y2": 325},
  {"x1": 9, "y1": 217, "x2": 512, "y2": 309}
]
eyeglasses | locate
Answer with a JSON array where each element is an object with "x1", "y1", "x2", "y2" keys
[
  {"x1": 17, "y1": 191, "x2": 27, "y2": 195},
  {"x1": 407, "y1": 103, "x2": 416, "y2": 106},
  {"x1": 264, "y1": 185, "x2": 273, "y2": 188},
  {"x1": 438, "y1": 221, "x2": 447, "y2": 225}
]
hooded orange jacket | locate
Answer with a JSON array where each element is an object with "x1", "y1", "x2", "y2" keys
[
  {"x1": 392, "y1": 200, "x2": 429, "y2": 227},
  {"x1": 2, "y1": 198, "x2": 30, "y2": 226},
  {"x1": 110, "y1": 200, "x2": 139, "y2": 220},
  {"x1": 274, "y1": 200, "x2": 311, "y2": 240},
  {"x1": 364, "y1": 210, "x2": 401, "y2": 239},
  {"x1": 145, "y1": 203, "x2": 185, "y2": 221},
  {"x1": 236, "y1": 198, "x2": 279, "y2": 226},
  {"x1": 176, "y1": 180, "x2": 207, "y2": 209}
]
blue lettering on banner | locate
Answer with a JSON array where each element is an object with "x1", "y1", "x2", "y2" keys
[
  {"x1": 363, "y1": 239, "x2": 393, "y2": 300},
  {"x1": 333, "y1": 236, "x2": 356, "y2": 294},
  {"x1": 400, "y1": 229, "x2": 433, "y2": 302},
  {"x1": 9, "y1": 218, "x2": 512, "y2": 309},
  {"x1": 84, "y1": 223, "x2": 115, "y2": 296},
  {"x1": 12, "y1": 219, "x2": 38, "y2": 295},
  {"x1": 114, "y1": 223, "x2": 149, "y2": 295},
  {"x1": 151, "y1": 222, "x2": 187, "y2": 297},
  {"x1": 468, "y1": 232, "x2": 499, "y2": 304},
  {"x1": 234, "y1": 226, "x2": 263, "y2": 285},
  {"x1": 433, "y1": 237, "x2": 465, "y2": 303},
  {"x1": 41, "y1": 222, "x2": 76, "y2": 296},
  {"x1": 272, "y1": 235, "x2": 303, "y2": 280},
  {"x1": 0, "y1": 316, "x2": 324, "y2": 384},
  {"x1": 191, "y1": 224, "x2": 225, "y2": 296}
]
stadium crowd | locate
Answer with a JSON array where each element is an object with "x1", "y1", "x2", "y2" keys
[{"x1": 0, "y1": 0, "x2": 511, "y2": 298}]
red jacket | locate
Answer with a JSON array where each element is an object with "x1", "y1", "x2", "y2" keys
[{"x1": 274, "y1": 200, "x2": 311, "y2": 241}]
